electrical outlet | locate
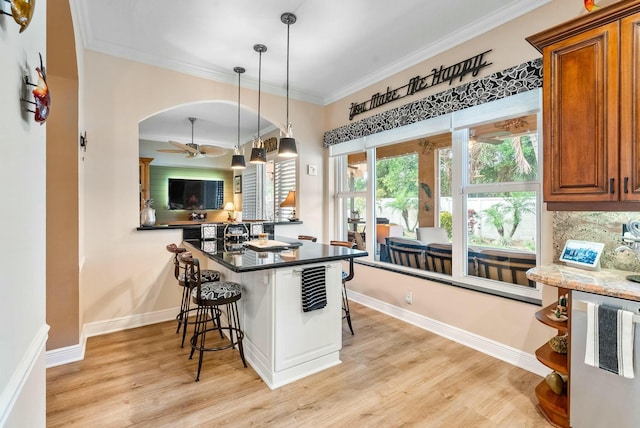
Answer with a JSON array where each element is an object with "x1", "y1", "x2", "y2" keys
[
  {"x1": 405, "y1": 290, "x2": 413, "y2": 304},
  {"x1": 307, "y1": 164, "x2": 318, "y2": 176}
]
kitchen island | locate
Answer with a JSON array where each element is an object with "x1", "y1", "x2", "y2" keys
[{"x1": 184, "y1": 238, "x2": 367, "y2": 389}]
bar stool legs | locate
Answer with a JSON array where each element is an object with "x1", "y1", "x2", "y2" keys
[
  {"x1": 176, "y1": 284, "x2": 192, "y2": 345},
  {"x1": 167, "y1": 243, "x2": 223, "y2": 348},
  {"x1": 342, "y1": 282, "x2": 354, "y2": 335},
  {"x1": 189, "y1": 298, "x2": 247, "y2": 382}
]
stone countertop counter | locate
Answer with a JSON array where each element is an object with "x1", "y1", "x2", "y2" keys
[
  {"x1": 527, "y1": 264, "x2": 640, "y2": 302},
  {"x1": 184, "y1": 238, "x2": 367, "y2": 273}
]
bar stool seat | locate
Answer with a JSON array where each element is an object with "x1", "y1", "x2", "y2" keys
[
  {"x1": 179, "y1": 252, "x2": 247, "y2": 382},
  {"x1": 195, "y1": 281, "x2": 241, "y2": 301},
  {"x1": 167, "y1": 243, "x2": 222, "y2": 347}
]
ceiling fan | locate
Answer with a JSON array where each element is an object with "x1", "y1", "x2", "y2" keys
[
  {"x1": 472, "y1": 116, "x2": 533, "y2": 144},
  {"x1": 157, "y1": 117, "x2": 227, "y2": 158}
]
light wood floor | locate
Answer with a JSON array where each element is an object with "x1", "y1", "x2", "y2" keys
[{"x1": 47, "y1": 302, "x2": 550, "y2": 427}]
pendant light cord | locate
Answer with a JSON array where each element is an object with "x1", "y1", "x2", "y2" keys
[
  {"x1": 286, "y1": 21, "x2": 290, "y2": 132},
  {"x1": 257, "y1": 49, "x2": 262, "y2": 146},
  {"x1": 237, "y1": 70, "x2": 241, "y2": 150}
]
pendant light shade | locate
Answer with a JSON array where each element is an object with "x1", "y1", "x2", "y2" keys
[
  {"x1": 278, "y1": 12, "x2": 298, "y2": 157},
  {"x1": 278, "y1": 136, "x2": 297, "y2": 157},
  {"x1": 231, "y1": 66, "x2": 246, "y2": 169},
  {"x1": 249, "y1": 144, "x2": 266, "y2": 164},
  {"x1": 231, "y1": 153, "x2": 246, "y2": 169},
  {"x1": 250, "y1": 44, "x2": 267, "y2": 164}
]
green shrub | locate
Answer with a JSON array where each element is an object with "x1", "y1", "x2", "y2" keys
[{"x1": 440, "y1": 211, "x2": 453, "y2": 239}]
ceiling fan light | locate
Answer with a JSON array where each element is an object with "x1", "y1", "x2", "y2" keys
[
  {"x1": 231, "y1": 154, "x2": 246, "y2": 169},
  {"x1": 278, "y1": 137, "x2": 297, "y2": 157},
  {"x1": 249, "y1": 147, "x2": 266, "y2": 164}
]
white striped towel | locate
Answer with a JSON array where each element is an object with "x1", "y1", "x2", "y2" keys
[
  {"x1": 301, "y1": 266, "x2": 327, "y2": 312},
  {"x1": 585, "y1": 302, "x2": 635, "y2": 379}
]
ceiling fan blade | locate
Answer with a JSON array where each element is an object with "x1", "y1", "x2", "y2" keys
[
  {"x1": 157, "y1": 149, "x2": 185, "y2": 153},
  {"x1": 168, "y1": 140, "x2": 198, "y2": 154},
  {"x1": 199, "y1": 145, "x2": 227, "y2": 157}
]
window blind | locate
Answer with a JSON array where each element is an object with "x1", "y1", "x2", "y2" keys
[
  {"x1": 275, "y1": 158, "x2": 296, "y2": 221},
  {"x1": 242, "y1": 165, "x2": 258, "y2": 220}
]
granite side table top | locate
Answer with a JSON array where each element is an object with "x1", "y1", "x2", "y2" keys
[{"x1": 527, "y1": 264, "x2": 640, "y2": 302}]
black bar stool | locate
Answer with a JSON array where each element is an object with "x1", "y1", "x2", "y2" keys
[
  {"x1": 166, "y1": 243, "x2": 222, "y2": 347},
  {"x1": 178, "y1": 252, "x2": 247, "y2": 382},
  {"x1": 330, "y1": 240, "x2": 356, "y2": 335}
]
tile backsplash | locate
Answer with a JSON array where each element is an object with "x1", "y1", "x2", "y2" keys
[{"x1": 553, "y1": 211, "x2": 640, "y2": 272}]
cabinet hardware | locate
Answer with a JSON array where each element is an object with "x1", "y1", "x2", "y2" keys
[
  {"x1": 624, "y1": 177, "x2": 629, "y2": 193},
  {"x1": 610, "y1": 178, "x2": 615, "y2": 194}
]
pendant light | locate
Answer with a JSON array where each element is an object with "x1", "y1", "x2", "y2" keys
[
  {"x1": 231, "y1": 66, "x2": 246, "y2": 169},
  {"x1": 278, "y1": 12, "x2": 298, "y2": 157},
  {"x1": 249, "y1": 44, "x2": 267, "y2": 164}
]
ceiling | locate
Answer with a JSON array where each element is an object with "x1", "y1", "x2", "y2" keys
[{"x1": 73, "y1": 0, "x2": 550, "y2": 157}]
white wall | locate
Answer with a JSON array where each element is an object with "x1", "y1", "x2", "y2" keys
[
  {"x1": 79, "y1": 51, "x2": 325, "y2": 327},
  {"x1": 0, "y1": 1, "x2": 48, "y2": 425}
]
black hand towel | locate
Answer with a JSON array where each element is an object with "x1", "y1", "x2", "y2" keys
[{"x1": 301, "y1": 266, "x2": 327, "y2": 312}]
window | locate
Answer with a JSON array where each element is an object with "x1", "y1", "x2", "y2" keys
[
  {"x1": 335, "y1": 153, "x2": 367, "y2": 248},
  {"x1": 331, "y1": 90, "x2": 542, "y2": 302},
  {"x1": 241, "y1": 164, "x2": 261, "y2": 220},
  {"x1": 376, "y1": 150, "x2": 418, "y2": 239},
  {"x1": 274, "y1": 158, "x2": 296, "y2": 221},
  {"x1": 242, "y1": 156, "x2": 296, "y2": 221},
  {"x1": 459, "y1": 114, "x2": 539, "y2": 291}
]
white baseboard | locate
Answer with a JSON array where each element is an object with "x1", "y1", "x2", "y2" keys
[
  {"x1": 1, "y1": 324, "x2": 49, "y2": 426},
  {"x1": 82, "y1": 307, "x2": 178, "y2": 338},
  {"x1": 46, "y1": 307, "x2": 179, "y2": 368},
  {"x1": 348, "y1": 291, "x2": 549, "y2": 377},
  {"x1": 45, "y1": 337, "x2": 86, "y2": 368}
]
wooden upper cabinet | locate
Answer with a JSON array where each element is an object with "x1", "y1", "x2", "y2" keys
[
  {"x1": 620, "y1": 12, "x2": 640, "y2": 201},
  {"x1": 544, "y1": 22, "x2": 619, "y2": 202},
  {"x1": 528, "y1": 1, "x2": 640, "y2": 209}
]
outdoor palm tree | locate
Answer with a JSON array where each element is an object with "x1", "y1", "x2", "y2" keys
[
  {"x1": 385, "y1": 190, "x2": 418, "y2": 232},
  {"x1": 503, "y1": 194, "x2": 536, "y2": 239},
  {"x1": 481, "y1": 193, "x2": 535, "y2": 246}
]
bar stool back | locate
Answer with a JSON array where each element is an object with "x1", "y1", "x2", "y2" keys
[
  {"x1": 166, "y1": 243, "x2": 222, "y2": 347},
  {"x1": 330, "y1": 240, "x2": 356, "y2": 335},
  {"x1": 298, "y1": 235, "x2": 317, "y2": 242},
  {"x1": 178, "y1": 252, "x2": 247, "y2": 381}
]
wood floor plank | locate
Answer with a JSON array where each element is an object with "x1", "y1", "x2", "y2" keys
[{"x1": 47, "y1": 302, "x2": 551, "y2": 427}]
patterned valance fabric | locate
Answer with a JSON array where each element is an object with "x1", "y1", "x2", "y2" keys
[{"x1": 323, "y1": 58, "x2": 542, "y2": 147}]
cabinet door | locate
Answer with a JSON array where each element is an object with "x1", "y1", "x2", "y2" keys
[
  {"x1": 621, "y1": 12, "x2": 640, "y2": 201},
  {"x1": 542, "y1": 22, "x2": 619, "y2": 202}
]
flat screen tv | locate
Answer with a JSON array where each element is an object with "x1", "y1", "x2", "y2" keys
[{"x1": 168, "y1": 178, "x2": 224, "y2": 210}]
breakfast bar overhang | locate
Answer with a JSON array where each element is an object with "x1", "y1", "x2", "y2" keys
[{"x1": 184, "y1": 238, "x2": 367, "y2": 389}]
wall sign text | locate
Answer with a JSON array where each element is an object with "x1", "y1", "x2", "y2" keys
[{"x1": 348, "y1": 49, "x2": 492, "y2": 121}]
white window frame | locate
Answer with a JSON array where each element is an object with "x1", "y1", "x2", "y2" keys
[{"x1": 330, "y1": 90, "x2": 543, "y2": 303}]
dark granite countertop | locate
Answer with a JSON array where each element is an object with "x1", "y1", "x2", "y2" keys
[
  {"x1": 137, "y1": 220, "x2": 302, "y2": 231},
  {"x1": 184, "y1": 237, "x2": 367, "y2": 273}
]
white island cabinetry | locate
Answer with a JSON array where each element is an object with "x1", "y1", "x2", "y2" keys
[{"x1": 195, "y1": 245, "x2": 347, "y2": 390}]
